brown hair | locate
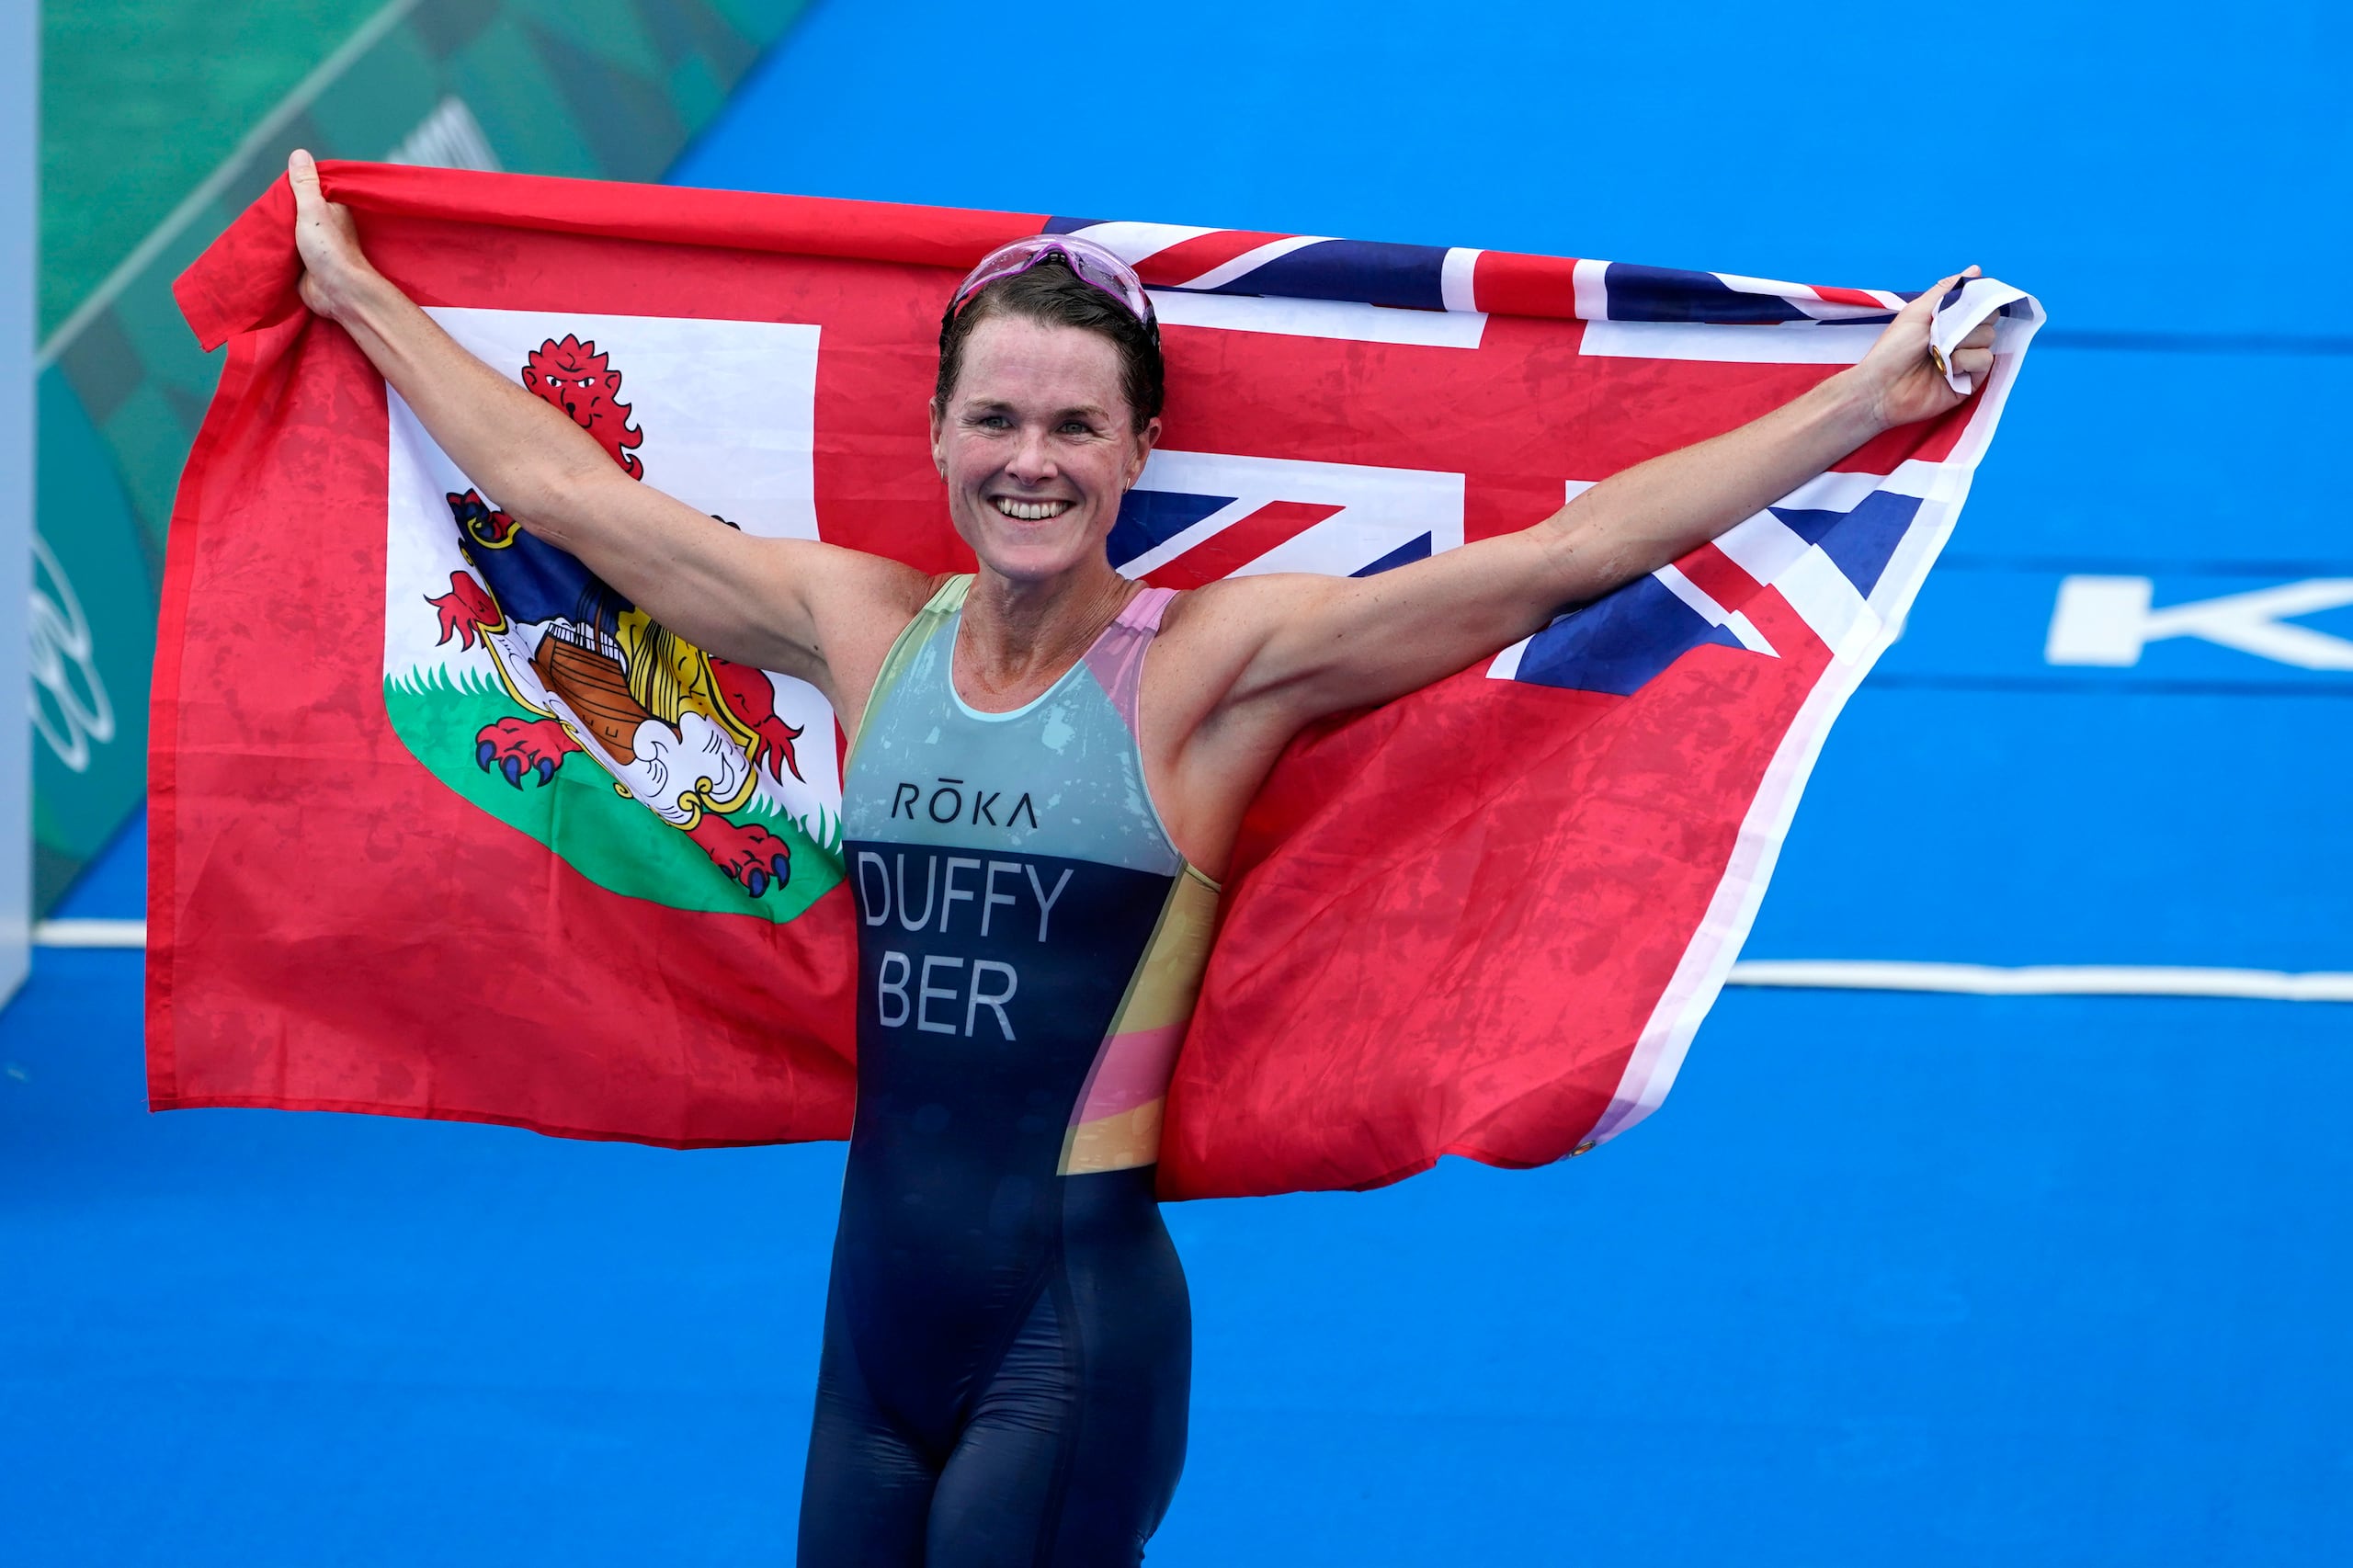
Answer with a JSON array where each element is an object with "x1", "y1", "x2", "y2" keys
[{"x1": 935, "y1": 255, "x2": 1165, "y2": 431}]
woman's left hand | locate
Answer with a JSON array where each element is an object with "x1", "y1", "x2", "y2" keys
[{"x1": 1847, "y1": 267, "x2": 2001, "y2": 432}]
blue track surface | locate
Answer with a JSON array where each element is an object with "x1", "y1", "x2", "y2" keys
[{"x1": 6, "y1": 3, "x2": 2349, "y2": 1562}]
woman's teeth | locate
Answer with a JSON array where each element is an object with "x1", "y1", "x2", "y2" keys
[{"x1": 992, "y1": 498, "x2": 1073, "y2": 521}]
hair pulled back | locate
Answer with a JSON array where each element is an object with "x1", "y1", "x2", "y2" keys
[{"x1": 935, "y1": 255, "x2": 1165, "y2": 432}]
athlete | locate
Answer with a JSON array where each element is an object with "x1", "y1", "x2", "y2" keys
[{"x1": 284, "y1": 148, "x2": 1996, "y2": 1564}]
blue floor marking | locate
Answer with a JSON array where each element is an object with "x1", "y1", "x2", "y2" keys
[{"x1": 12, "y1": 1, "x2": 2353, "y2": 1562}]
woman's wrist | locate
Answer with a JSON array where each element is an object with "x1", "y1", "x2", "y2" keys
[
  {"x1": 1815, "y1": 365, "x2": 1894, "y2": 446},
  {"x1": 318, "y1": 261, "x2": 396, "y2": 328}
]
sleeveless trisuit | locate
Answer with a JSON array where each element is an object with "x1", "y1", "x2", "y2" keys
[{"x1": 799, "y1": 577, "x2": 1220, "y2": 1566}]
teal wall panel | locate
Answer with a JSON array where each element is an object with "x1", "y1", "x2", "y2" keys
[{"x1": 32, "y1": 0, "x2": 816, "y2": 911}]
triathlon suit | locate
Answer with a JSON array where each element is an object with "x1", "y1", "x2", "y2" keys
[{"x1": 799, "y1": 575, "x2": 1221, "y2": 1567}]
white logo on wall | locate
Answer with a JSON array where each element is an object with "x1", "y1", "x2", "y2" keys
[
  {"x1": 28, "y1": 534, "x2": 115, "y2": 774},
  {"x1": 386, "y1": 97, "x2": 502, "y2": 173}
]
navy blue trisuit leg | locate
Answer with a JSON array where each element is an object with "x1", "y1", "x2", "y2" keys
[{"x1": 798, "y1": 1170, "x2": 1190, "y2": 1567}]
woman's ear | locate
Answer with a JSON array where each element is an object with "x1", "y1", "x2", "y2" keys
[
  {"x1": 1128, "y1": 415, "x2": 1163, "y2": 490},
  {"x1": 927, "y1": 398, "x2": 948, "y2": 478}
]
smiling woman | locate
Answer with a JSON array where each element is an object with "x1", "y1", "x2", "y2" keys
[
  {"x1": 926, "y1": 272, "x2": 1165, "y2": 668},
  {"x1": 279, "y1": 145, "x2": 1993, "y2": 1564},
  {"x1": 921, "y1": 241, "x2": 1168, "y2": 704}
]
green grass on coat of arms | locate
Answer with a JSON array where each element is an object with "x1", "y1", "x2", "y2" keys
[{"x1": 383, "y1": 665, "x2": 845, "y2": 924}]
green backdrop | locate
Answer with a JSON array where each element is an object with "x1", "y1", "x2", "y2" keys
[{"x1": 34, "y1": 0, "x2": 812, "y2": 911}]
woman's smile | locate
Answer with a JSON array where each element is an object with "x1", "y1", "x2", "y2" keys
[{"x1": 989, "y1": 495, "x2": 1075, "y2": 521}]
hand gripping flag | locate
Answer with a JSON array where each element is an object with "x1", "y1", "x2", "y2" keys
[{"x1": 153, "y1": 164, "x2": 2040, "y2": 1199}]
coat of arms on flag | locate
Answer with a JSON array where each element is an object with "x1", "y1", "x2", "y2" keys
[
  {"x1": 384, "y1": 311, "x2": 841, "y2": 915},
  {"x1": 151, "y1": 164, "x2": 2038, "y2": 1198}
]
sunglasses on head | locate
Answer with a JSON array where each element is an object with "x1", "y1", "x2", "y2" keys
[{"x1": 946, "y1": 235, "x2": 1158, "y2": 336}]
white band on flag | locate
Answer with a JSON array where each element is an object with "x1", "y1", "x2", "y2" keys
[
  {"x1": 1149, "y1": 290, "x2": 1486, "y2": 348},
  {"x1": 1440, "y1": 248, "x2": 1481, "y2": 313},
  {"x1": 1572, "y1": 257, "x2": 1609, "y2": 322},
  {"x1": 1064, "y1": 221, "x2": 1221, "y2": 265},
  {"x1": 1582, "y1": 320, "x2": 1882, "y2": 365},
  {"x1": 1169, "y1": 234, "x2": 1332, "y2": 292}
]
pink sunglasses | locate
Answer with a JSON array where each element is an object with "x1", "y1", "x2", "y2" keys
[{"x1": 947, "y1": 234, "x2": 1158, "y2": 333}]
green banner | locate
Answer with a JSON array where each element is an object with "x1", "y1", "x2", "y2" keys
[{"x1": 34, "y1": 0, "x2": 812, "y2": 910}]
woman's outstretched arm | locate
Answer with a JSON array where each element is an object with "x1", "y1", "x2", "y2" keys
[
  {"x1": 285, "y1": 150, "x2": 924, "y2": 705},
  {"x1": 1186, "y1": 275, "x2": 1999, "y2": 727}
]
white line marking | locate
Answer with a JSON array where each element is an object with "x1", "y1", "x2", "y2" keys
[
  {"x1": 36, "y1": 0, "x2": 426, "y2": 369},
  {"x1": 386, "y1": 95, "x2": 501, "y2": 173},
  {"x1": 29, "y1": 916, "x2": 2348, "y2": 1004},
  {"x1": 1726, "y1": 960, "x2": 2353, "y2": 1003},
  {"x1": 33, "y1": 919, "x2": 148, "y2": 949}
]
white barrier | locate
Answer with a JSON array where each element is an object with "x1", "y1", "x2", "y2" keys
[{"x1": 0, "y1": 0, "x2": 34, "y2": 1006}]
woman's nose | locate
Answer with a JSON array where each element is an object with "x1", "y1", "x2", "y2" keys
[{"x1": 1005, "y1": 425, "x2": 1057, "y2": 482}]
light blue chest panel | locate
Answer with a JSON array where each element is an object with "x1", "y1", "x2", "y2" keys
[{"x1": 843, "y1": 577, "x2": 1183, "y2": 877}]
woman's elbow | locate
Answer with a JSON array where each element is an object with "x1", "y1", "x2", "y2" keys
[{"x1": 506, "y1": 462, "x2": 611, "y2": 548}]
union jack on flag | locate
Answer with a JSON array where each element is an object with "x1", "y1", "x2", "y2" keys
[{"x1": 151, "y1": 166, "x2": 2039, "y2": 1198}]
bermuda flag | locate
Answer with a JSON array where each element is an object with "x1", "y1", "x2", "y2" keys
[{"x1": 153, "y1": 165, "x2": 2040, "y2": 1199}]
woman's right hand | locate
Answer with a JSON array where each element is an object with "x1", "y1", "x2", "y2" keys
[{"x1": 288, "y1": 148, "x2": 378, "y2": 322}]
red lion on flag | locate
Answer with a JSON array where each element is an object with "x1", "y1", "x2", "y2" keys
[{"x1": 521, "y1": 334, "x2": 643, "y2": 477}]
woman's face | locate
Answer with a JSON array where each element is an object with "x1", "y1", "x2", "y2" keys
[{"x1": 930, "y1": 313, "x2": 1159, "y2": 585}]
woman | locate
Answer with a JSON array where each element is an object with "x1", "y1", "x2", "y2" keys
[{"x1": 285, "y1": 148, "x2": 1995, "y2": 1564}]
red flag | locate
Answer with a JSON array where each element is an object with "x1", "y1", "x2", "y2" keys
[{"x1": 151, "y1": 163, "x2": 2037, "y2": 1198}]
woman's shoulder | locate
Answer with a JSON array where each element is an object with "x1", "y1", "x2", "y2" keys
[
  {"x1": 1142, "y1": 577, "x2": 1290, "y2": 705},
  {"x1": 1154, "y1": 571, "x2": 1326, "y2": 644}
]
